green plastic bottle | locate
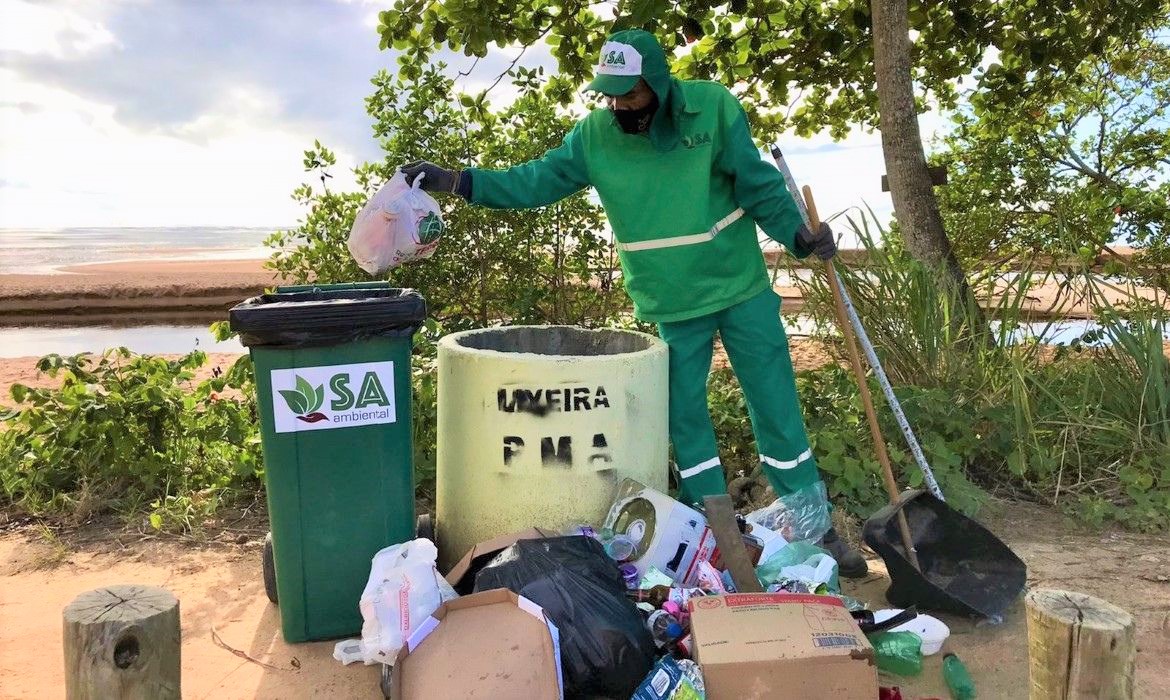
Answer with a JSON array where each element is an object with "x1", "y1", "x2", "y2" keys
[{"x1": 943, "y1": 653, "x2": 976, "y2": 699}]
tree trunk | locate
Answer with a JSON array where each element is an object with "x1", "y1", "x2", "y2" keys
[
  {"x1": 1025, "y1": 589, "x2": 1136, "y2": 699},
  {"x1": 869, "y1": 0, "x2": 981, "y2": 312},
  {"x1": 63, "y1": 585, "x2": 181, "y2": 699}
]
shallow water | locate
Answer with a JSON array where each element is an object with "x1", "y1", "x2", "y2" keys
[
  {"x1": 0, "y1": 227, "x2": 272, "y2": 274},
  {"x1": 0, "y1": 315, "x2": 1164, "y2": 360},
  {"x1": 0, "y1": 325, "x2": 243, "y2": 358}
]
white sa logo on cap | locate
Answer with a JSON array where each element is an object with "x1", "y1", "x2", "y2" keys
[{"x1": 597, "y1": 41, "x2": 642, "y2": 76}]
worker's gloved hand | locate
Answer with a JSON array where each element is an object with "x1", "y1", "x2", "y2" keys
[
  {"x1": 795, "y1": 221, "x2": 837, "y2": 261},
  {"x1": 400, "y1": 161, "x2": 471, "y2": 199}
]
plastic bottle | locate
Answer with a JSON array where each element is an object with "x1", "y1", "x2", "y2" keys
[
  {"x1": 646, "y1": 610, "x2": 684, "y2": 648},
  {"x1": 943, "y1": 653, "x2": 976, "y2": 699}
]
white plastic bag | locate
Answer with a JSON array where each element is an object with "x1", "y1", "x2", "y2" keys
[
  {"x1": 357, "y1": 538, "x2": 457, "y2": 665},
  {"x1": 347, "y1": 170, "x2": 445, "y2": 275}
]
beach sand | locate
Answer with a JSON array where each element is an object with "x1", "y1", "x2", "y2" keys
[
  {"x1": 2, "y1": 255, "x2": 1166, "y2": 395},
  {"x1": 0, "y1": 258, "x2": 280, "y2": 321}
]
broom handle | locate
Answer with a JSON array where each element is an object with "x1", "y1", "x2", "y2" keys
[
  {"x1": 770, "y1": 146, "x2": 945, "y2": 503},
  {"x1": 801, "y1": 185, "x2": 921, "y2": 571}
]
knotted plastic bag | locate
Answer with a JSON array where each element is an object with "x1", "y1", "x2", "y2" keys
[
  {"x1": 347, "y1": 170, "x2": 445, "y2": 275},
  {"x1": 356, "y1": 538, "x2": 457, "y2": 665}
]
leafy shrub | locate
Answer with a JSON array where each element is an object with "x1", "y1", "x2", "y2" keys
[{"x1": 0, "y1": 350, "x2": 261, "y2": 532}]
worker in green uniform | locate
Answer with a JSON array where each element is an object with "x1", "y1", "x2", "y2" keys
[{"x1": 403, "y1": 29, "x2": 866, "y2": 576}]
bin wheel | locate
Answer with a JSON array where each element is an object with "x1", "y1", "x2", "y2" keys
[
  {"x1": 381, "y1": 663, "x2": 393, "y2": 698},
  {"x1": 416, "y1": 514, "x2": 435, "y2": 543},
  {"x1": 262, "y1": 532, "x2": 278, "y2": 605}
]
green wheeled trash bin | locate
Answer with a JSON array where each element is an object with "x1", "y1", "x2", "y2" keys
[{"x1": 229, "y1": 283, "x2": 426, "y2": 643}]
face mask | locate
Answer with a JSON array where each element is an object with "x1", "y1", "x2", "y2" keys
[{"x1": 613, "y1": 93, "x2": 659, "y2": 134}]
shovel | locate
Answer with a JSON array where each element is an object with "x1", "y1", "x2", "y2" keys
[{"x1": 771, "y1": 148, "x2": 1026, "y2": 619}]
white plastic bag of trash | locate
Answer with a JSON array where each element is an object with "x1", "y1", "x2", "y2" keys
[
  {"x1": 333, "y1": 538, "x2": 458, "y2": 666},
  {"x1": 347, "y1": 169, "x2": 446, "y2": 275}
]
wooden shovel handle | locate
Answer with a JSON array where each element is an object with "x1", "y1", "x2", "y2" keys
[{"x1": 801, "y1": 186, "x2": 920, "y2": 572}]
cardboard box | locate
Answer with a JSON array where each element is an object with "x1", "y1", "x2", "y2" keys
[
  {"x1": 445, "y1": 527, "x2": 558, "y2": 594},
  {"x1": 392, "y1": 588, "x2": 563, "y2": 700},
  {"x1": 603, "y1": 479, "x2": 716, "y2": 586},
  {"x1": 689, "y1": 593, "x2": 877, "y2": 700}
]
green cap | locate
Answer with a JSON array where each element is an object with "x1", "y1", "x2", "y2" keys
[{"x1": 585, "y1": 29, "x2": 668, "y2": 96}]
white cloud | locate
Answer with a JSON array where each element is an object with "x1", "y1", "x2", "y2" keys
[
  {"x1": 0, "y1": 68, "x2": 359, "y2": 228},
  {"x1": 0, "y1": 0, "x2": 120, "y2": 59},
  {"x1": 0, "y1": 0, "x2": 952, "y2": 234}
]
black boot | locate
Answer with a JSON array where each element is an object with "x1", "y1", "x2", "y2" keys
[{"x1": 820, "y1": 527, "x2": 868, "y2": 579}]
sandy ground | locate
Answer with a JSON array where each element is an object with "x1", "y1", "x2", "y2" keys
[
  {"x1": 0, "y1": 259, "x2": 278, "y2": 320},
  {"x1": 1, "y1": 500, "x2": 1167, "y2": 699}
]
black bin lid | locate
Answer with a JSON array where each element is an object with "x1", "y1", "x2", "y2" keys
[{"x1": 229, "y1": 283, "x2": 426, "y2": 348}]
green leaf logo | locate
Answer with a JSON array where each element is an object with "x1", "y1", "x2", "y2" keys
[
  {"x1": 417, "y1": 212, "x2": 445, "y2": 244},
  {"x1": 279, "y1": 375, "x2": 326, "y2": 422}
]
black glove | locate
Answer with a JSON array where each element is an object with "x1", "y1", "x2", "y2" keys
[
  {"x1": 794, "y1": 221, "x2": 837, "y2": 261},
  {"x1": 400, "y1": 161, "x2": 471, "y2": 199}
]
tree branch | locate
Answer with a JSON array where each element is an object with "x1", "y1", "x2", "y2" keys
[
  {"x1": 485, "y1": 46, "x2": 529, "y2": 94},
  {"x1": 458, "y1": 57, "x2": 481, "y2": 78}
]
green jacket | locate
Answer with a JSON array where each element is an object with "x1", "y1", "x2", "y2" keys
[{"x1": 469, "y1": 78, "x2": 807, "y2": 323}]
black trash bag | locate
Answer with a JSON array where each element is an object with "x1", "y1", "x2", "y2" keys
[
  {"x1": 473, "y1": 536, "x2": 655, "y2": 699},
  {"x1": 229, "y1": 285, "x2": 425, "y2": 349}
]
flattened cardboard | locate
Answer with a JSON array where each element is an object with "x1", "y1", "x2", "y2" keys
[
  {"x1": 444, "y1": 527, "x2": 558, "y2": 593},
  {"x1": 689, "y1": 593, "x2": 877, "y2": 700},
  {"x1": 392, "y1": 588, "x2": 562, "y2": 700}
]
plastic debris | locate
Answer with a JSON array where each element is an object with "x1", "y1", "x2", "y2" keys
[
  {"x1": 357, "y1": 538, "x2": 457, "y2": 666},
  {"x1": 640, "y1": 566, "x2": 675, "y2": 589},
  {"x1": 744, "y1": 480, "x2": 832, "y2": 544},
  {"x1": 870, "y1": 631, "x2": 924, "y2": 676},
  {"x1": 332, "y1": 638, "x2": 367, "y2": 666},
  {"x1": 347, "y1": 169, "x2": 445, "y2": 275},
  {"x1": 756, "y1": 541, "x2": 841, "y2": 594}
]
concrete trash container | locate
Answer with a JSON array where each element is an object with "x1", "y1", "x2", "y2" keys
[{"x1": 436, "y1": 326, "x2": 668, "y2": 570}]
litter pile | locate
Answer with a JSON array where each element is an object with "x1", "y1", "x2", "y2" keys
[{"x1": 334, "y1": 478, "x2": 979, "y2": 700}]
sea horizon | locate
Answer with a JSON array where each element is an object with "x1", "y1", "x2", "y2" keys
[{"x1": 0, "y1": 225, "x2": 287, "y2": 274}]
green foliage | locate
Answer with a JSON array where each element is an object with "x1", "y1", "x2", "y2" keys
[
  {"x1": 267, "y1": 64, "x2": 624, "y2": 328},
  {"x1": 376, "y1": 0, "x2": 1169, "y2": 142},
  {"x1": 936, "y1": 33, "x2": 1170, "y2": 289},
  {"x1": 0, "y1": 351, "x2": 262, "y2": 533},
  {"x1": 772, "y1": 209, "x2": 1170, "y2": 529},
  {"x1": 707, "y1": 362, "x2": 987, "y2": 520},
  {"x1": 408, "y1": 319, "x2": 443, "y2": 496}
]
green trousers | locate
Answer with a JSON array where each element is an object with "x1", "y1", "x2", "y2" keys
[{"x1": 658, "y1": 288, "x2": 822, "y2": 507}]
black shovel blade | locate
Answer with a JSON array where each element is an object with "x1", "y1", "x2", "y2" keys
[{"x1": 863, "y1": 490, "x2": 1026, "y2": 619}]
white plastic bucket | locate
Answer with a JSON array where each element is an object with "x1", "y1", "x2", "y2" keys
[{"x1": 873, "y1": 609, "x2": 951, "y2": 655}]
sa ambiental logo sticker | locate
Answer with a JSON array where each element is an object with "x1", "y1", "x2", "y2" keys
[{"x1": 270, "y1": 361, "x2": 396, "y2": 433}]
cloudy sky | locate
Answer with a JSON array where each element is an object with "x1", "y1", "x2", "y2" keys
[{"x1": 0, "y1": 0, "x2": 938, "y2": 231}]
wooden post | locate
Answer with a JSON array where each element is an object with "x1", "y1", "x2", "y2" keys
[
  {"x1": 63, "y1": 585, "x2": 181, "y2": 700},
  {"x1": 802, "y1": 185, "x2": 920, "y2": 572},
  {"x1": 1026, "y1": 588, "x2": 1136, "y2": 700}
]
